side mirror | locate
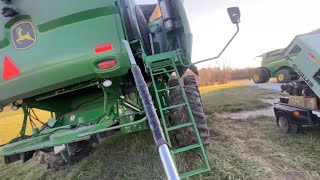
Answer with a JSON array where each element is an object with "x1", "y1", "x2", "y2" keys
[
  {"x1": 227, "y1": 7, "x2": 240, "y2": 24},
  {"x1": 191, "y1": 6, "x2": 241, "y2": 65}
]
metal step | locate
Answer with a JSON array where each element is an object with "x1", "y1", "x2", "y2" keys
[
  {"x1": 167, "y1": 122, "x2": 194, "y2": 131},
  {"x1": 152, "y1": 69, "x2": 175, "y2": 76},
  {"x1": 172, "y1": 144, "x2": 200, "y2": 154},
  {"x1": 157, "y1": 85, "x2": 181, "y2": 92},
  {"x1": 180, "y1": 168, "x2": 210, "y2": 179},
  {"x1": 162, "y1": 103, "x2": 187, "y2": 111}
]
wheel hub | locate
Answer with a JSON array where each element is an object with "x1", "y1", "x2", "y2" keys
[
  {"x1": 278, "y1": 116, "x2": 289, "y2": 132},
  {"x1": 253, "y1": 73, "x2": 259, "y2": 81},
  {"x1": 278, "y1": 73, "x2": 284, "y2": 81}
]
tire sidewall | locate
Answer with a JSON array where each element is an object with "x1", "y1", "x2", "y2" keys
[
  {"x1": 276, "y1": 69, "x2": 291, "y2": 83},
  {"x1": 276, "y1": 114, "x2": 299, "y2": 133},
  {"x1": 252, "y1": 68, "x2": 270, "y2": 83},
  {"x1": 277, "y1": 115, "x2": 289, "y2": 132}
]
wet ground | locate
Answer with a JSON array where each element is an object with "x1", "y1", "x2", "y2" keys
[{"x1": 238, "y1": 78, "x2": 282, "y2": 91}]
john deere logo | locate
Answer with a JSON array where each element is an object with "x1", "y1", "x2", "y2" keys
[{"x1": 11, "y1": 21, "x2": 36, "y2": 50}]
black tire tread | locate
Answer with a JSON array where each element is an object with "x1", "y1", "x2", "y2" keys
[
  {"x1": 252, "y1": 68, "x2": 270, "y2": 84},
  {"x1": 168, "y1": 76, "x2": 210, "y2": 146},
  {"x1": 276, "y1": 69, "x2": 291, "y2": 83},
  {"x1": 37, "y1": 140, "x2": 93, "y2": 170}
]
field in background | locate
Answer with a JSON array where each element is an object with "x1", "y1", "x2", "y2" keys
[
  {"x1": 199, "y1": 82, "x2": 244, "y2": 94},
  {"x1": 0, "y1": 107, "x2": 50, "y2": 145},
  {"x1": 1, "y1": 84, "x2": 320, "y2": 179},
  {"x1": 201, "y1": 84, "x2": 276, "y2": 113}
]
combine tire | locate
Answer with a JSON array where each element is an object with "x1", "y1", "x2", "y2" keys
[
  {"x1": 38, "y1": 140, "x2": 93, "y2": 169},
  {"x1": 252, "y1": 68, "x2": 270, "y2": 83},
  {"x1": 168, "y1": 77, "x2": 210, "y2": 146},
  {"x1": 276, "y1": 69, "x2": 291, "y2": 83},
  {"x1": 38, "y1": 151, "x2": 65, "y2": 170},
  {"x1": 68, "y1": 139, "x2": 93, "y2": 163}
]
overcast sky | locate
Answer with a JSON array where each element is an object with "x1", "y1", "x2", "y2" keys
[{"x1": 137, "y1": 0, "x2": 320, "y2": 68}]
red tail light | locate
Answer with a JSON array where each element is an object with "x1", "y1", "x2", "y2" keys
[
  {"x1": 94, "y1": 42, "x2": 112, "y2": 54},
  {"x1": 97, "y1": 60, "x2": 117, "y2": 70},
  {"x1": 2, "y1": 56, "x2": 20, "y2": 80}
]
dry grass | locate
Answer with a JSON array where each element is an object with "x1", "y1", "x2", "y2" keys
[
  {"x1": 204, "y1": 114, "x2": 320, "y2": 180},
  {"x1": 1, "y1": 85, "x2": 320, "y2": 179},
  {"x1": 199, "y1": 82, "x2": 244, "y2": 94}
]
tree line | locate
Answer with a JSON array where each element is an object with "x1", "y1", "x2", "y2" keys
[{"x1": 184, "y1": 67, "x2": 254, "y2": 86}]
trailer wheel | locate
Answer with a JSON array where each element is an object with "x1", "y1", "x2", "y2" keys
[
  {"x1": 252, "y1": 68, "x2": 270, "y2": 83},
  {"x1": 276, "y1": 69, "x2": 291, "y2": 83},
  {"x1": 168, "y1": 78, "x2": 210, "y2": 146},
  {"x1": 276, "y1": 114, "x2": 300, "y2": 133}
]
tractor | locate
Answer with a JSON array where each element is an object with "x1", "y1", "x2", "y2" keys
[{"x1": 0, "y1": 0, "x2": 240, "y2": 179}]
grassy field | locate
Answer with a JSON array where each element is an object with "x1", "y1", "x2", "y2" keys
[
  {"x1": 1, "y1": 84, "x2": 320, "y2": 179},
  {"x1": 200, "y1": 84, "x2": 277, "y2": 113}
]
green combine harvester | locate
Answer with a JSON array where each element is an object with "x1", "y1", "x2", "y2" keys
[
  {"x1": 0, "y1": 0, "x2": 240, "y2": 179},
  {"x1": 252, "y1": 49, "x2": 298, "y2": 83}
]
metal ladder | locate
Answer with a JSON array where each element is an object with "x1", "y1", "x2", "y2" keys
[{"x1": 145, "y1": 51, "x2": 210, "y2": 179}]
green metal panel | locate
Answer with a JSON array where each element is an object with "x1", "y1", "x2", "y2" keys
[
  {"x1": 0, "y1": 1, "x2": 131, "y2": 106},
  {"x1": 263, "y1": 60, "x2": 292, "y2": 77},
  {"x1": 259, "y1": 49, "x2": 295, "y2": 77},
  {"x1": 0, "y1": 94, "x2": 147, "y2": 156},
  {"x1": 284, "y1": 33, "x2": 320, "y2": 98}
]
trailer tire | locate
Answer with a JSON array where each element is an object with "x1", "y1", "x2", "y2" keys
[
  {"x1": 276, "y1": 114, "x2": 300, "y2": 133},
  {"x1": 276, "y1": 69, "x2": 291, "y2": 83},
  {"x1": 252, "y1": 68, "x2": 270, "y2": 83},
  {"x1": 168, "y1": 78, "x2": 210, "y2": 146}
]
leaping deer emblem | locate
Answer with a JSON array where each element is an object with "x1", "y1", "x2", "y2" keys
[{"x1": 15, "y1": 27, "x2": 35, "y2": 44}]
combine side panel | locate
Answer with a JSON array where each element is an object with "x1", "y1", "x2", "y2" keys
[{"x1": 0, "y1": 0, "x2": 130, "y2": 106}]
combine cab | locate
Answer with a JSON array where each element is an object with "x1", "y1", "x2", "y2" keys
[{"x1": 0, "y1": 0, "x2": 241, "y2": 179}]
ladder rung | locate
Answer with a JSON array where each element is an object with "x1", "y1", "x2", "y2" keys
[
  {"x1": 153, "y1": 69, "x2": 175, "y2": 76},
  {"x1": 180, "y1": 167, "x2": 210, "y2": 179},
  {"x1": 151, "y1": 66, "x2": 175, "y2": 73},
  {"x1": 167, "y1": 122, "x2": 194, "y2": 131},
  {"x1": 162, "y1": 103, "x2": 187, "y2": 111},
  {"x1": 157, "y1": 85, "x2": 181, "y2": 92},
  {"x1": 172, "y1": 144, "x2": 200, "y2": 154},
  {"x1": 150, "y1": 63, "x2": 173, "y2": 70}
]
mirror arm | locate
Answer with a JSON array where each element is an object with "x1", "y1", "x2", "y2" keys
[{"x1": 192, "y1": 23, "x2": 239, "y2": 65}]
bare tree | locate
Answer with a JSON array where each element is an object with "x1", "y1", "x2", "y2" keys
[{"x1": 217, "y1": 57, "x2": 230, "y2": 84}]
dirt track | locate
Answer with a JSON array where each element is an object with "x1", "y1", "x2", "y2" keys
[
  {"x1": 218, "y1": 98, "x2": 275, "y2": 119},
  {"x1": 237, "y1": 78, "x2": 282, "y2": 91},
  {"x1": 217, "y1": 79, "x2": 283, "y2": 119}
]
